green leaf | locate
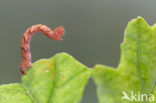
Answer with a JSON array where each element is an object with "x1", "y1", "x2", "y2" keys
[
  {"x1": 0, "y1": 83, "x2": 33, "y2": 103},
  {"x1": 93, "y1": 17, "x2": 156, "y2": 103},
  {"x1": 0, "y1": 53, "x2": 92, "y2": 103}
]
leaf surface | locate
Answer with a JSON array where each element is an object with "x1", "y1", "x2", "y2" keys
[
  {"x1": 93, "y1": 17, "x2": 156, "y2": 103},
  {"x1": 0, "y1": 53, "x2": 92, "y2": 103}
]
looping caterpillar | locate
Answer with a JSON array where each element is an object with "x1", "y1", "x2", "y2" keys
[{"x1": 20, "y1": 24, "x2": 65, "y2": 74}]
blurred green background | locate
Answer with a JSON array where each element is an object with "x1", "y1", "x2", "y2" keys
[{"x1": 0, "y1": 0, "x2": 156, "y2": 103}]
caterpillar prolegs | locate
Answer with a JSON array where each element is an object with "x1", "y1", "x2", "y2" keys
[{"x1": 20, "y1": 24, "x2": 65, "y2": 74}]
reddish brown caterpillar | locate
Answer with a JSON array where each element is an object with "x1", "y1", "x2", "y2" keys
[{"x1": 20, "y1": 24, "x2": 64, "y2": 74}]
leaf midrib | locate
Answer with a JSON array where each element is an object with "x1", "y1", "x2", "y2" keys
[
  {"x1": 136, "y1": 21, "x2": 144, "y2": 93},
  {"x1": 47, "y1": 56, "x2": 89, "y2": 103}
]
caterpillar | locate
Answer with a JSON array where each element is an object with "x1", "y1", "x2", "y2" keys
[{"x1": 20, "y1": 24, "x2": 64, "y2": 74}]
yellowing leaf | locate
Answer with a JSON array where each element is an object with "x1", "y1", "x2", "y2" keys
[{"x1": 93, "y1": 17, "x2": 156, "y2": 103}]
